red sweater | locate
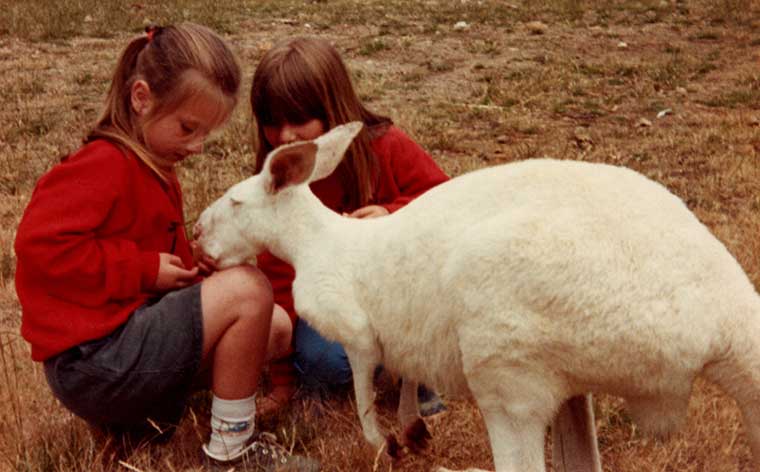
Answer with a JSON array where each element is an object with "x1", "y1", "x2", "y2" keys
[
  {"x1": 258, "y1": 125, "x2": 450, "y2": 324},
  {"x1": 15, "y1": 140, "x2": 195, "y2": 361}
]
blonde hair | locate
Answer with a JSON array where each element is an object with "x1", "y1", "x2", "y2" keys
[
  {"x1": 250, "y1": 36, "x2": 391, "y2": 208},
  {"x1": 86, "y1": 23, "x2": 241, "y2": 180}
]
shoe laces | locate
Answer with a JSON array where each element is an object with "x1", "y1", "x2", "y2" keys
[{"x1": 241, "y1": 432, "x2": 290, "y2": 467}]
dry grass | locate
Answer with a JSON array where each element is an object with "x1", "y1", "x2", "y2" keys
[{"x1": 2, "y1": 0, "x2": 760, "y2": 471}]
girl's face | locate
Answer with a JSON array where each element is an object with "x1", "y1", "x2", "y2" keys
[
  {"x1": 133, "y1": 79, "x2": 230, "y2": 165},
  {"x1": 263, "y1": 119, "x2": 325, "y2": 149}
]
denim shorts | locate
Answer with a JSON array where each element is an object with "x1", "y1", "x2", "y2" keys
[{"x1": 43, "y1": 283, "x2": 204, "y2": 430}]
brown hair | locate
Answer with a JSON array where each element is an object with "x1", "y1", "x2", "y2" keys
[
  {"x1": 250, "y1": 36, "x2": 391, "y2": 208},
  {"x1": 86, "y1": 23, "x2": 241, "y2": 180}
]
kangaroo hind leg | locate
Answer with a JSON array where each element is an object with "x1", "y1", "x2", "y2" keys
[
  {"x1": 704, "y1": 343, "x2": 760, "y2": 469},
  {"x1": 625, "y1": 386, "x2": 691, "y2": 438}
]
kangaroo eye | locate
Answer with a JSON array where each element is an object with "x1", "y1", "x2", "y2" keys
[{"x1": 180, "y1": 122, "x2": 196, "y2": 135}]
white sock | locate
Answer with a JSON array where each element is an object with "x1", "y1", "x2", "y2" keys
[{"x1": 202, "y1": 394, "x2": 256, "y2": 461}]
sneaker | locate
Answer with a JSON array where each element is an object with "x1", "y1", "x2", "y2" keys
[
  {"x1": 417, "y1": 385, "x2": 447, "y2": 418},
  {"x1": 204, "y1": 432, "x2": 320, "y2": 471}
]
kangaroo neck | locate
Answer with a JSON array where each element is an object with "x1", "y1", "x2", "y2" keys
[{"x1": 266, "y1": 188, "x2": 349, "y2": 268}]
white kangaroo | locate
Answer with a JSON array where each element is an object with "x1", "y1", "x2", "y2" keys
[{"x1": 195, "y1": 122, "x2": 760, "y2": 472}]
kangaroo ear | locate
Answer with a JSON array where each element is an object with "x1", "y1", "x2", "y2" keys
[
  {"x1": 263, "y1": 141, "x2": 318, "y2": 194},
  {"x1": 310, "y1": 121, "x2": 364, "y2": 182}
]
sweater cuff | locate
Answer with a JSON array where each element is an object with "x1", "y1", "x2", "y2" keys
[{"x1": 139, "y1": 251, "x2": 160, "y2": 290}]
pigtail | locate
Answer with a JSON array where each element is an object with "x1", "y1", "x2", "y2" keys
[
  {"x1": 93, "y1": 24, "x2": 163, "y2": 140},
  {"x1": 84, "y1": 34, "x2": 169, "y2": 181},
  {"x1": 87, "y1": 35, "x2": 148, "y2": 144}
]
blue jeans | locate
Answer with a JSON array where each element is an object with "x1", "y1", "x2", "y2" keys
[
  {"x1": 293, "y1": 319, "x2": 446, "y2": 415},
  {"x1": 293, "y1": 318, "x2": 353, "y2": 390}
]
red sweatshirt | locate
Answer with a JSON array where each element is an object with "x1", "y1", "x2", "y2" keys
[
  {"x1": 15, "y1": 140, "x2": 195, "y2": 361},
  {"x1": 258, "y1": 125, "x2": 450, "y2": 325}
]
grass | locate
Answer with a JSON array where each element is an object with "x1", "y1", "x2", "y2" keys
[{"x1": 2, "y1": 0, "x2": 760, "y2": 471}]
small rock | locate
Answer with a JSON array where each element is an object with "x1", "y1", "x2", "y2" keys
[
  {"x1": 526, "y1": 21, "x2": 548, "y2": 35},
  {"x1": 257, "y1": 41, "x2": 273, "y2": 54},
  {"x1": 637, "y1": 117, "x2": 653, "y2": 127},
  {"x1": 676, "y1": 86, "x2": 688, "y2": 95},
  {"x1": 454, "y1": 21, "x2": 470, "y2": 31},
  {"x1": 749, "y1": 117, "x2": 760, "y2": 127},
  {"x1": 656, "y1": 108, "x2": 672, "y2": 119},
  {"x1": 496, "y1": 135, "x2": 509, "y2": 144},
  {"x1": 573, "y1": 127, "x2": 593, "y2": 149},
  {"x1": 84, "y1": 14, "x2": 93, "y2": 23},
  {"x1": 617, "y1": 41, "x2": 628, "y2": 48}
]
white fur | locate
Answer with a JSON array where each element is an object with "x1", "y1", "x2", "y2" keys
[{"x1": 195, "y1": 122, "x2": 760, "y2": 472}]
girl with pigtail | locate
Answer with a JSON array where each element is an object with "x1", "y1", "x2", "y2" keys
[{"x1": 15, "y1": 23, "x2": 316, "y2": 470}]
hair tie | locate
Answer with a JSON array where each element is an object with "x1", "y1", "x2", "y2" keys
[{"x1": 145, "y1": 24, "x2": 161, "y2": 43}]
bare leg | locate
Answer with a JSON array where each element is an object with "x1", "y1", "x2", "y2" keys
[
  {"x1": 256, "y1": 304, "x2": 296, "y2": 415},
  {"x1": 200, "y1": 266, "x2": 274, "y2": 399},
  {"x1": 266, "y1": 304, "x2": 293, "y2": 361},
  {"x1": 551, "y1": 394, "x2": 601, "y2": 472}
]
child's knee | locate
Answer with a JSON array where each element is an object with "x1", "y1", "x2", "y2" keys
[
  {"x1": 201, "y1": 267, "x2": 274, "y2": 342},
  {"x1": 222, "y1": 265, "x2": 274, "y2": 312},
  {"x1": 268, "y1": 305, "x2": 293, "y2": 359}
]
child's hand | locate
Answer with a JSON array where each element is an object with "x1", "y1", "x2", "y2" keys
[
  {"x1": 154, "y1": 252, "x2": 199, "y2": 291},
  {"x1": 345, "y1": 205, "x2": 390, "y2": 219},
  {"x1": 190, "y1": 241, "x2": 218, "y2": 275}
]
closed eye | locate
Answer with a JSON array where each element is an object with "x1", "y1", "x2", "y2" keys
[{"x1": 180, "y1": 122, "x2": 196, "y2": 135}]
